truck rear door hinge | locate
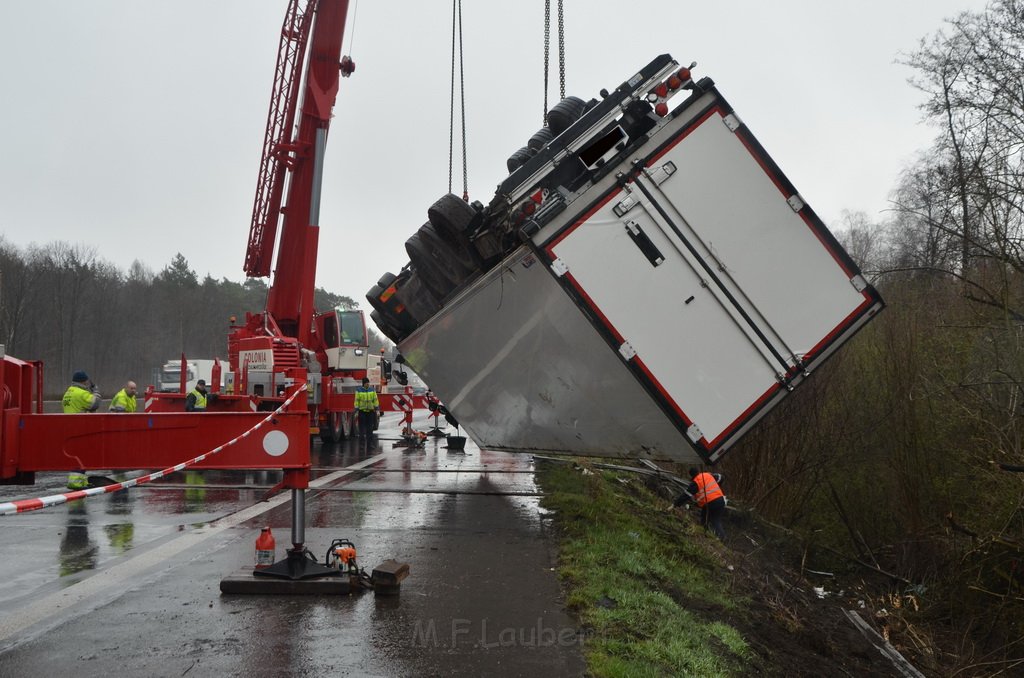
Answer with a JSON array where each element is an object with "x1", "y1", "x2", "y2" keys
[
  {"x1": 642, "y1": 161, "x2": 676, "y2": 186},
  {"x1": 614, "y1": 193, "x2": 637, "y2": 217},
  {"x1": 550, "y1": 258, "x2": 570, "y2": 277},
  {"x1": 722, "y1": 113, "x2": 742, "y2": 132},
  {"x1": 849, "y1": 274, "x2": 868, "y2": 292},
  {"x1": 786, "y1": 195, "x2": 805, "y2": 212},
  {"x1": 686, "y1": 423, "x2": 704, "y2": 443},
  {"x1": 618, "y1": 341, "x2": 637, "y2": 361}
]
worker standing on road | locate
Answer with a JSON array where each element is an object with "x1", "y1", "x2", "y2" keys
[
  {"x1": 667, "y1": 467, "x2": 727, "y2": 540},
  {"x1": 354, "y1": 377, "x2": 380, "y2": 439},
  {"x1": 109, "y1": 381, "x2": 138, "y2": 412},
  {"x1": 185, "y1": 379, "x2": 209, "y2": 412},
  {"x1": 62, "y1": 370, "x2": 101, "y2": 413},
  {"x1": 63, "y1": 370, "x2": 100, "y2": 489}
]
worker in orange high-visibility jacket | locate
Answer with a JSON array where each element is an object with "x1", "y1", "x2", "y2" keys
[{"x1": 668, "y1": 467, "x2": 726, "y2": 540}]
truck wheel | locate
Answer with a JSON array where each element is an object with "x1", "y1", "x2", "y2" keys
[
  {"x1": 366, "y1": 276, "x2": 417, "y2": 336},
  {"x1": 371, "y1": 309, "x2": 403, "y2": 343},
  {"x1": 506, "y1": 146, "x2": 533, "y2": 173},
  {"x1": 406, "y1": 223, "x2": 472, "y2": 300},
  {"x1": 428, "y1": 194, "x2": 483, "y2": 270},
  {"x1": 547, "y1": 96, "x2": 586, "y2": 136},
  {"x1": 393, "y1": 269, "x2": 441, "y2": 324},
  {"x1": 527, "y1": 126, "x2": 554, "y2": 152},
  {"x1": 406, "y1": 233, "x2": 452, "y2": 300}
]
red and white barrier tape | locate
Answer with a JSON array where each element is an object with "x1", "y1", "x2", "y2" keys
[{"x1": 0, "y1": 383, "x2": 306, "y2": 516}]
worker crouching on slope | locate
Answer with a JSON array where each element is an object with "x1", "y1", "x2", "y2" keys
[
  {"x1": 109, "y1": 381, "x2": 138, "y2": 412},
  {"x1": 354, "y1": 377, "x2": 381, "y2": 440},
  {"x1": 667, "y1": 467, "x2": 727, "y2": 541},
  {"x1": 185, "y1": 379, "x2": 210, "y2": 412}
]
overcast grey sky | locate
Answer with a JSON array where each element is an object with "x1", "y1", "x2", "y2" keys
[{"x1": 0, "y1": 0, "x2": 989, "y2": 319}]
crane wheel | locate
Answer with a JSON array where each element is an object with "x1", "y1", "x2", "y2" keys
[{"x1": 319, "y1": 411, "x2": 351, "y2": 443}]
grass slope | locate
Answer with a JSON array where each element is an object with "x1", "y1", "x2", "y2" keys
[{"x1": 538, "y1": 462, "x2": 753, "y2": 677}]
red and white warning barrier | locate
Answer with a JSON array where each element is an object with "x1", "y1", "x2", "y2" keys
[
  {"x1": 388, "y1": 395, "x2": 414, "y2": 412},
  {"x1": 0, "y1": 383, "x2": 306, "y2": 516}
]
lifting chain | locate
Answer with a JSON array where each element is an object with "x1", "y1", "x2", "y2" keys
[
  {"x1": 543, "y1": 0, "x2": 566, "y2": 124},
  {"x1": 448, "y1": 0, "x2": 469, "y2": 201}
]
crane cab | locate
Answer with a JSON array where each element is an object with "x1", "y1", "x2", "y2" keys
[{"x1": 316, "y1": 309, "x2": 374, "y2": 374}]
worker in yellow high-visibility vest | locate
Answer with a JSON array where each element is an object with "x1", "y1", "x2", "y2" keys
[
  {"x1": 354, "y1": 377, "x2": 380, "y2": 440},
  {"x1": 62, "y1": 370, "x2": 101, "y2": 490},
  {"x1": 185, "y1": 379, "x2": 209, "y2": 412},
  {"x1": 109, "y1": 381, "x2": 138, "y2": 412},
  {"x1": 62, "y1": 370, "x2": 100, "y2": 414}
]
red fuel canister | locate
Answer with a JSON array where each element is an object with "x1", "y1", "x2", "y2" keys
[{"x1": 255, "y1": 527, "x2": 275, "y2": 568}]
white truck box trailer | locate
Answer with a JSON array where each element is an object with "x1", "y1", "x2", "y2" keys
[{"x1": 375, "y1": 55, "x2": 884, "y2": 465}]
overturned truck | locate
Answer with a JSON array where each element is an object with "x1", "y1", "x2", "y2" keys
[{"x1": 367, "y1": 54, "x2": 884, "y2": 465}]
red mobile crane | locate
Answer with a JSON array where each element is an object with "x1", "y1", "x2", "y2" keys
[
  {"x1": 224, "y1": 0, "x2": 423, "y2": 440},
  {"x1": 0, "y1": 0, "x2": 415, "y2": 582}
]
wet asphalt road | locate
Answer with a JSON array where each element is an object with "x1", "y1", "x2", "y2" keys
[{"x1": 0, "y1": 413, "x2": 585, "y2": 677}]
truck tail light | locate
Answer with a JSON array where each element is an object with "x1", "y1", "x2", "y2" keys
[
  {"x1": 677, "y1": 67, "x2": 691, "y2": 82},
  {"x1": 667, "y1": 75, "x2": 682, "y2": 90},
  {"x1": 654, "y1": 83, "x2": 668, "y2": 98},
  {"x1": 655, "y1": 102, "x2": 669, "y2": 117}
]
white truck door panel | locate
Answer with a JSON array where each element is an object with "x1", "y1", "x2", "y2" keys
[
  {"x1": 548, "y1": 194, "x2": 781, "y2": 447},
  {"x1": 643, "y1": 108, "x2": 873, "y2": 360}
]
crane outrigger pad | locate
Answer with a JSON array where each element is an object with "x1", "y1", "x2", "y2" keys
[{"x1": 220, "y1": 566, "x2": 350, "y2": 595}]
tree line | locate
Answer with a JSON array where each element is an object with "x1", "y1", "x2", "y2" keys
[
  {"x1": 0, "y1": 245, "x2": 389, "y2": 397},
  {"x1": 722, "y1": 1, "x2": 1024, "y2": 671}
]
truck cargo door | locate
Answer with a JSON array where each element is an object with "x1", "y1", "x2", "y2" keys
[{"x1": 543, "y1": 104, "x2": 881, "y2": 459}]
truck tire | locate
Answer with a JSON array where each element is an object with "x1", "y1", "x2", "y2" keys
[
  {"x1": 506, "y1": 146, "x2": 533, "y2": 174},
  {"x1": 393, "y1": 268, "x2": 441, "y2": 324},
  {"x1": 406, "y1": 223, "x2": 472, "y2": 301},
  {"x1": 371, "y1": 309, "x2": 403, "y2": 343},
  {"x1": 527, "y1": 126, "x2": 554, "y2": 152},
  {"x1": 366, "y1": 273, "x2": 417, "y2": 335},
  {"x1": 547, "y1": 96, "x2": 587, "y2": 136},
  {"x1": 428, "y1": 194, "x2": 483, "y2": 270}
]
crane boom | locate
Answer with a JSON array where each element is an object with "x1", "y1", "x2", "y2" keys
[
  {"x1": 246, "y1": 0, "x2": 349, "y2": 345},
  {"x1": 227, "y1": 0, "x2": 423, "y2": 445},
  {"x1": 245, "y1": 0, "x2": 315, "y2": 278}
]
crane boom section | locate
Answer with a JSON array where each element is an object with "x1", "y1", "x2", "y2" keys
[
  {"x1": 245, "y1": 0, "x2": 315, "y2": 278},
  {"x1": 264, "y1": 0, "x2": 349, "y2": 344},
  {"x1": 256, "y1": 0, "x2": 348, "y2": 342}
]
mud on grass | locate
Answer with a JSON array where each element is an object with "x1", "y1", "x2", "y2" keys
[{"x1": 536, "y1": 461, "x2": 906, "y2": 677}]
